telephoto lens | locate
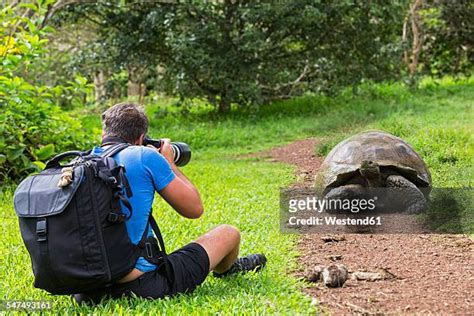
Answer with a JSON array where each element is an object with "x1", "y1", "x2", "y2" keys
[
  {"x1": 143, "y1": 137, "x2": 191, "y2": 167},
  {"x1": 169, "y1": 142, "x2": 191, "y2": 167}
]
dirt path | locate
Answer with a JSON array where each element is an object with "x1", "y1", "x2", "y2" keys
[{"x1": 259, "y1": 139, "x2": 473, "y2": 315}]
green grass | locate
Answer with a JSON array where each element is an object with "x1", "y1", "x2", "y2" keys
[
  {"x1": 1, "y1": 77, "x2": 473, "y2": 314},
  {"x1": 0, "y1": 159, "x2": 315, "y2": 314}
]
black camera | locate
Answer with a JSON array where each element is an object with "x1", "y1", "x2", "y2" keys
[{"x1": 143, "y1": 137, "x2": 191, "y2": 167}]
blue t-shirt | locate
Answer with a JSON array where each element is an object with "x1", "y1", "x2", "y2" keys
[{"x1": 91, "y1": 145, "x2": 175, "y2": 272}]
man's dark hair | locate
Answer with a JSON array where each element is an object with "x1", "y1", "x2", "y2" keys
[{"x1": 102, "y1": 103, "x2": 148, "y2": 144}]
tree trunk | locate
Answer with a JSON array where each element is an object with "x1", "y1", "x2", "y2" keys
[
  {"x1": 218, "y1": 96, "x2": 231, "y2": 114},
  {"x1": 403, "y1": 0, "x2": 423, "y2": 77},
  {"x1": 127, "y1": 66, "x2": 141, "y2": 98},
  {"x1": 138, "y1": 83, "x2": 146, "y2": 105},
  {"x1": 93, "y1": 70, "x2": 107, "y2": 104}
]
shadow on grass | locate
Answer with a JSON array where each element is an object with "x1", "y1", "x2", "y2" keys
[{"x1": 423, "y1": 188, "x2": 474, "y2": 234}]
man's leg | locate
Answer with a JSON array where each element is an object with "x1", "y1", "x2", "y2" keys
[
  {"x1": 194, "y1": 224, "x2": 240, "y2": 273},
  {"x1": 194, "y1": 224, "x2": 266, "y2": 276}
]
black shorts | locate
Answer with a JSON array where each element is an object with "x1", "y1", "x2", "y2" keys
[{"x1": 75, "y1": 242, "x2": 210, "y2": 304}]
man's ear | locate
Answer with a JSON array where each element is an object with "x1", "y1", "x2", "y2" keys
[{"x1": 136, "y1": 134, "x2": 145, "y2": 145}]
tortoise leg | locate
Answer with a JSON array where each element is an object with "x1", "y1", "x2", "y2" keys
[
  {"x1": 386, "y1": 175, "x2": 427, "y2": 214},
  {"x1": 324, "y1": 184, "x2": 366, "y2": 201}
]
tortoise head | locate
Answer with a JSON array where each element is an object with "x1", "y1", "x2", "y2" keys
[{"x1": 359, "y1": 160, "x2": 380, "y2": 180}]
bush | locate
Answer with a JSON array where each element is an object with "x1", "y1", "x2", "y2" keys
[{"x1": 0, "y1": 2, "x2": 94, "y2": 182}]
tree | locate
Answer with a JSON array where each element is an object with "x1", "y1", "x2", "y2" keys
[
  {"x1": 162, "y1": 1, "x2": 407, "y2": 112},
  {"x1": 403, "y1": 0, "x2": 424, "y2": 77},
  {"x1": 422, "y1": 0, "x2": 473, "y2": 77},
  {"x1": 51, "y1": 1, "x2": 407, "y2": 112},
  {"x1": 52, "y1": 1, "x2": 171, "y2": 103},
  {"x1": 403, "y1": 0, "x2": 473, "y2": 79}
]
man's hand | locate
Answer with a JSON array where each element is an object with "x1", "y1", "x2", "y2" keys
[
  {"x1": 149, "y1": 138, "x2": 203, "y2": 219},
  {"x1": 157, "y1": 138, "x2": 175, "y2": 167}
]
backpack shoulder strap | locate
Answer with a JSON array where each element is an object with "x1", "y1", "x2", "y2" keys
[
  {"x1": 149, "y1": 213, "x2": 174, "y2": 285},
  {"x1": 100, "y1": 143, "x2": 130, "y2": 158},
  {"x1": 137, "y1": 213, "x2": 168, "y2": 256},
  {"x1": 137, "y1": 211, "x2": 174, "y2": 285},
  {"x1": 148, "y1": 214, "x2": 168, "y2": 255}
]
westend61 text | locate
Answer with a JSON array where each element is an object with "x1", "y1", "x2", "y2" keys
[{"x1": 288, "y1": 216, "x2": 382, "y2": 226}]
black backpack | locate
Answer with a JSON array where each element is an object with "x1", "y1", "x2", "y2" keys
[{"x1": 13, "y1": 144, "x2": 171, "y2": 295}]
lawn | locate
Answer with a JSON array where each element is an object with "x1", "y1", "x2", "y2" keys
[
  {"x1": 1, "y1": 77, "x2": 472, "y2": 314},
  {"x1": 1, "y1": 159, "x2": 314, "y2": 314}
]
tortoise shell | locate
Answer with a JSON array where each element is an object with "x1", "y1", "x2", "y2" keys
[{"x1": 315, "y1": 130, "x2": 431, "y2": 190}]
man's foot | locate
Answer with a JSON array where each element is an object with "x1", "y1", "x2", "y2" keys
[{"x1": 213, "y1": 254, "x2": 267, "y2": 278}]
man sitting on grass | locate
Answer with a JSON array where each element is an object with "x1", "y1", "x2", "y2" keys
[{"x1": 75, "y1": 103, "x2": 266, "y2": 304}]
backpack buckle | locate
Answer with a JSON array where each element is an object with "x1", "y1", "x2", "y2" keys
[
  {"x1": 36, "y1": 218, "x2": 47, "y2": 242},
  {"x1": 145, "y1": 242, "x2": 154, "y2": 258},
  {"x1": 107, "y1": 212, "x2": 125, "y2": 223},
  {"x1": 108, "y1": 176, "x2": 117, "y2": 185},
  {"x1": 144, "y1": 241, "x2": 163, "y2": 263}
]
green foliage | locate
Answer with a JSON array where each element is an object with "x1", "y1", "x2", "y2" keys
[
  {"x1": 164, "y1": 1, "x2": 403, "y2": 111},
  {"x1": 51, "y1": 1, "x2": 169, "y2": 102},
  {"x1": 56, "y1": 1, "x2": 406, "y2": 112},
  {"x1": 24, "y1": 1, "x2": 473, "y2": 112},
  {"x1": 0, "y1": 2, "x2": 94, "y2": 182},
  {"x1": 419, "y1": 1, "x2": 473, "y2": 77}
]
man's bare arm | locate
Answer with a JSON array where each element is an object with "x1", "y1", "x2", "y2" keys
[{"x1": 153, "y1": 139, "x2": 203, "y2": 219}]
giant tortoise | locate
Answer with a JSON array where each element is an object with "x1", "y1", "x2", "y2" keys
[{"x1": 315, "y1": 130, "x2": 431, "y2": 213}]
